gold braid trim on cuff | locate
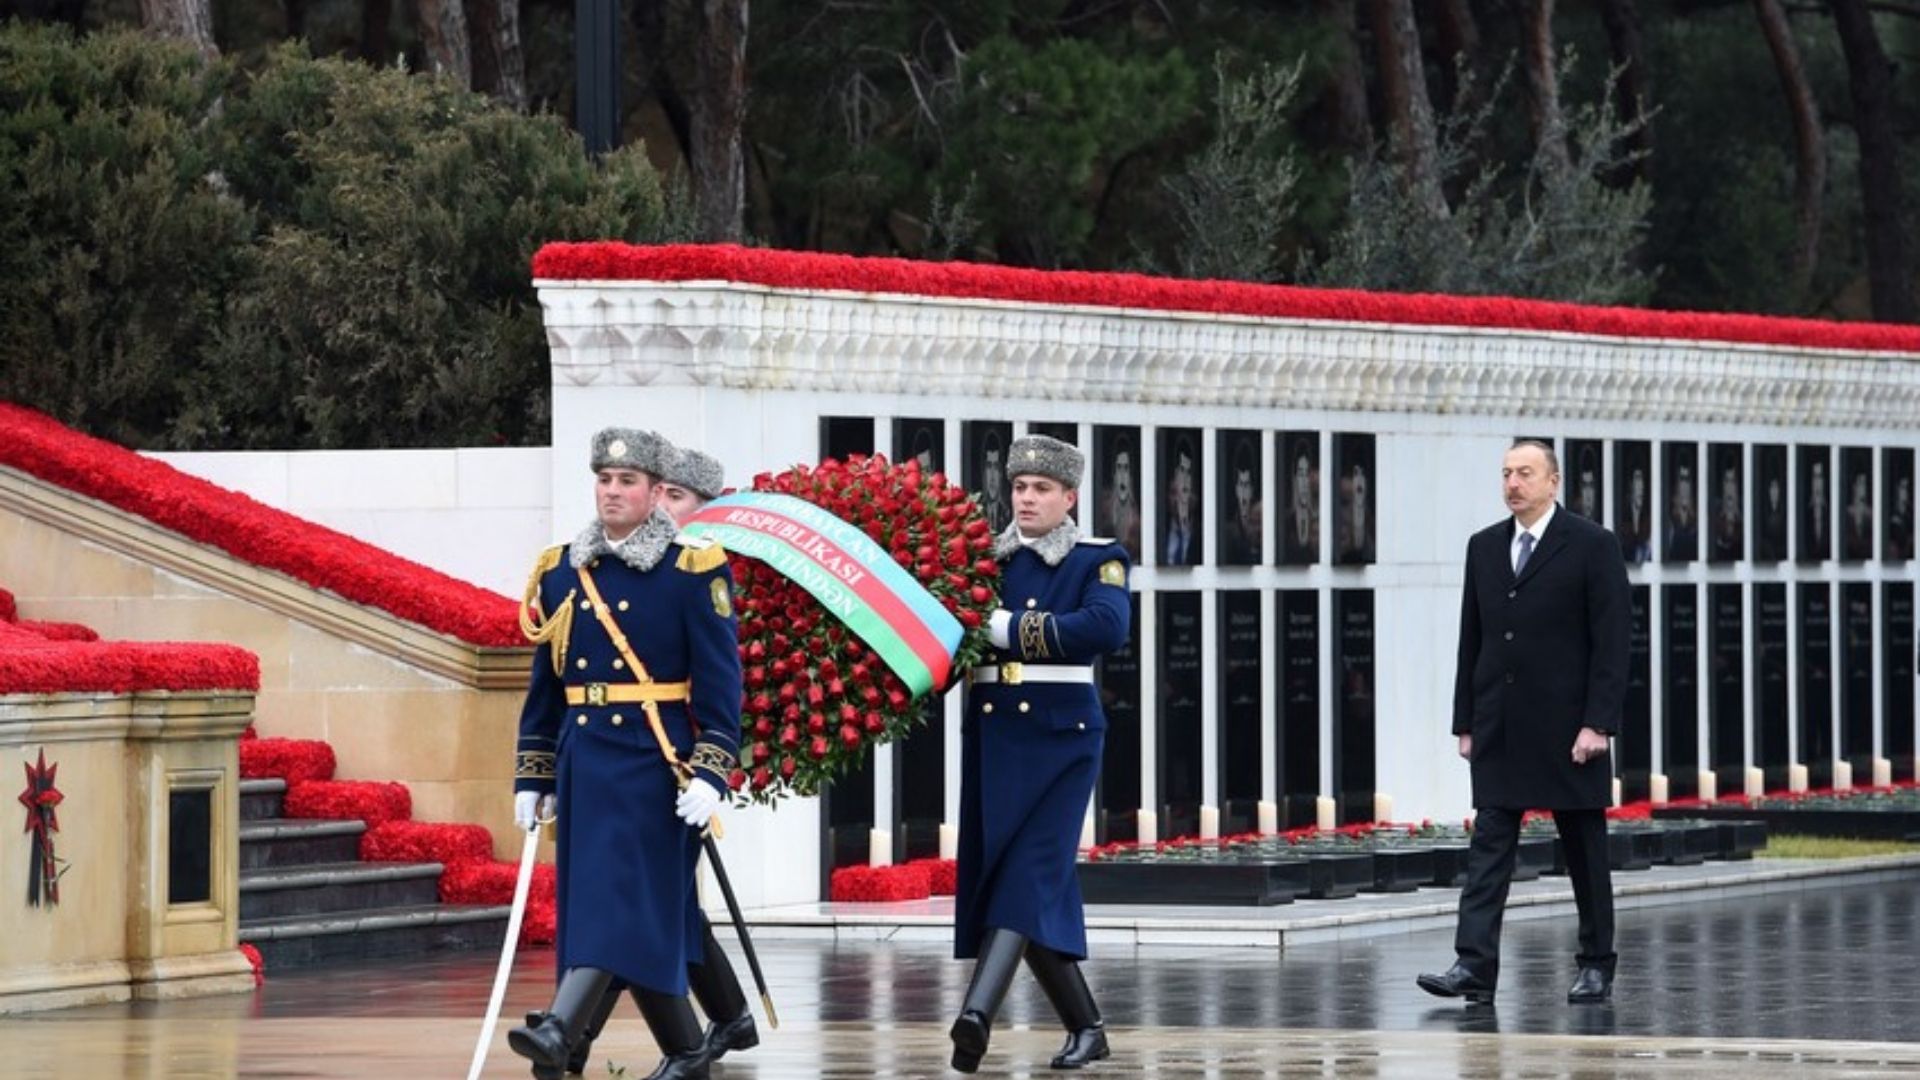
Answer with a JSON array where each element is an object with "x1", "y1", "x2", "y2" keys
[
  {"x1": 515, "y1": 750, "x2": 556, "y2": 780},
  {"x1": 688, "y1": 743, "x2": 737, "y2": 777},
  {"x1": 1018, "y1": 611, "x2": 1050, "y2": 660}
]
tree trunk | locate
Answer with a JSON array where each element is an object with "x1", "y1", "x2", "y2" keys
[
  {"x1": 1519, "y1": 0, "x2": 1571, "y2": 182},
  {"x1": 417, "y1": 0, "x2": 473, "y2": 86},
  {"x1": 139, "y1": 0, "x2": 218, "y2": 59},
  {"x1": 1598, "y1": 0, "x2": 1653, "y2": 180},
  {"x1": 1367, "y1": 0, "x2": 1447, "y2": 218},
  {"x1": 1432, "y1": 0, "x2": 1480, "y2": 115},
  {"x1": 687, "y1": 0, "x2": 749, "y2": 241},
  {"x1": 1828, "y1": 0, "x2": 1914, "y2": 321},
  {"x1": 1315, "y1": 0, "x2": 1372, "y2": 156},
  {"x1": 468, "y1": 0, "x2": 528, "y2": 111},
  {"x1": 362, "y1": 0, "x2": 393, "y2": 63},
  {"x1": 1754, "y1": 0, "x2": 1825, "y2": 304}
]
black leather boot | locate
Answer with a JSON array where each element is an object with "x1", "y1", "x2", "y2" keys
[
  {"x1": 1026, "y1": 943, "x2": 1111, "y2": 1070},
  {"x1": 688, "y1": 921, "x2": 758, "y2": 1060},
  {"x1": 949, "y1": 928, "x2": 1029, "y2": 1074},
  {"x1": 563, "y1": 980, "x2": 627, "y2": 1075},
  {"x1": 509, "y1": 967, "x2": 615, "y2": 1072},
  {"x1": 633, "y1": 987, "x2": 712, "y2": 1080}
]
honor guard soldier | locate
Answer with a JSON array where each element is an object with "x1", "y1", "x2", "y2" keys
[
  {"x1": 509, "y1": 428, "x2": 742, "y2": 1080},
  {"x1": 565, "y1": 442, "x2": 757, "y2": 1074},
  {"x1": 951, "y1": 434, "x2": 1130, "y2": 1073}
]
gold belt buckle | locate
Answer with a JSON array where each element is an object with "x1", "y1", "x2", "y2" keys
[
  {"x1": 1000, "y1": 662, "x2": 1023, "y2": 686},
  {"x1": 585, "y1": 682, "x2": 609, "y2": 707}
]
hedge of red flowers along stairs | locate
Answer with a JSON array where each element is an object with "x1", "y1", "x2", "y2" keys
[
  {"x1": 0, "y1": 403, "x2": 522, "y2": 647},
  {"x1": 532, "y1": 242, "x2": 1920, "y2": 355},
  {"x1": 239, "y1": 729, "x2": 557, "y2": 950},
  {"x1": 0, "y1": 587, "x2": 261, "y2": 695},
  {"x1": 828, "y1": 858, "x2": 958, "y2": 903}
]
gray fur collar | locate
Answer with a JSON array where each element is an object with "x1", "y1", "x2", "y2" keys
[
  {"x1": 571, "y1": 507, "x2": 681, "y2": 572},
  {"x1": 993, "y1": 520, "x2": 1081, "y2": 566}
]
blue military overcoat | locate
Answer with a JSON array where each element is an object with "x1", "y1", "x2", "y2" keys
[
  {"x1": 956, "y1": 531, "x2": 1130, "y2": 961},
  {"x1": 515, "y1": 525, "x2": 742, "y2": 995}
]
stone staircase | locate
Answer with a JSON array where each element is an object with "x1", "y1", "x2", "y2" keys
[{"x1": 238, "y1": 778, "x2": 510, "y2": 970}]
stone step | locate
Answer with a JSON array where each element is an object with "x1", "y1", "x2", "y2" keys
[
  {"x1": 241, "y1": 904, "x2": 511, "y2": 971},
  {"x1": 239, "y1": 777, "x2": 287, "y2": 822},
  {"x1": 239, "y1": 861, "x2": 444, "y2": 921},
  {"x1": 239, "y1": 818, "x2": 366, "y2": 870}
]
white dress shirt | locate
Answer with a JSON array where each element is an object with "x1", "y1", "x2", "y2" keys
[{"x1": 1511, "y1": 503, "x2": 1557, "y2": 573}]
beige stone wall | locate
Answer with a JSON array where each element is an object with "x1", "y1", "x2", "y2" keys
[{"x1": 0, "y1": 467, "x2": 536, "y2": 859}]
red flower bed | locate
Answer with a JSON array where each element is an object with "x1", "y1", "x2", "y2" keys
[
  {"x1": 440, "y1": 860, "x2": 557, "y2": 947},
  {"x1": 360, "y1": 820, "x2": 495, "y2": 866},
  {"x1": 532, "y1": 243, "x2": 1920, "y2": 355},
  {"x1": 239, "y1": 738, "x2": 337, "y2": 785},
  {"x1": 0, "y1": 621, "x2": 260, "y2": 694},
  {"x1": 0, "y1": 403, "x2": 522, "y2": 647},
  {"x1": 238, "y1": 943, "x2": 264, "y2": 986},
  {"x1": 829, "y1": 862, "x2": 933, "y2": 903},
  {"x1": 283, "y1": 779, "x2": 411, "y2": 828},
  {"x1": 905, "y1": 857, "x2": 957, "y2": 896},
  {"x1": 730, "y1": 455, "x2": 996, "y2": 804}
]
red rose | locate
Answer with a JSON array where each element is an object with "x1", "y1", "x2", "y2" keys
[
  {"x1": 969, "y1": 585, "x2": 992, "y2": 604},
  {"x1": 809, "y1": 736, "x2": 829, "y2": 760},
  {"x1": 863, "y1": 713, "x2": 885, "y2": 734},
  {"x1": 839, "y1": 724, "x2": 862, "y2": 749},
  {"x1": 958, "y1": 609, "x2": 982, "y2": 629},
  {"x1": 728, "y1": 770, "x2": 747, "y2": 791},
  {"x1": 807, "y1": 685, "x2": 826, "y2": 707},
  {"x1": 751, "y1": 767, "x2": 772, "y2": 790},
  {"x1": 807, "y1": 712, "x2": 826, "y2": 734},
  {"x1": 778, "y1": 725, "x2": 800, "y2": 748},
  {"x1": 974, "y1": 558, "x2": 997, "y2": 576},
  {"x1": 752, "y1": 719, "x2": 773, "y2": 739},
  {"x1": 779, "y1": 758, "x2": 797, "y2": 780}
]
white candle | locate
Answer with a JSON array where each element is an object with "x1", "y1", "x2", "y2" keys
[
  {"x1": 868, "y1": 829, "x2": 892, "y2": 867},
  {"x1": 1745, "y1": 767, "x2": 1765, "y2": 799},
  {"x1": 938, "y1": 823, "x2": 958, "y2": 860},
  {"x1": 1835, "y1": 760, "x2": 1853, "y2": 790},
  {"x1": 1315, "y1": 796, "x2": 1336, "y2": 832},
  {"x1": 1874, "y1": 758, "x2": 1893, "y2": 788},
  {"x1": 1199, "y1": 805, "x2": 1220, "y2": 840},
  {"x1": 1788, "y1": 764, "x2": 1809, "y2": 793},
  {"x1": 1257, "y1": 801, "x2": 1278, "y2": 835},
  {"x1": 1611, "y1": 777, "x2": 1622, "y2": 808},
  {"x1": 1079, "y1": 809, "x2": 1096, "y2": 852},
  {"x1": 1135, "y1": 808, "x2": 1158, "y2": 845},
  {"x1": 1697, "y1": 770, "x2": 1717, "y2": 803},
  {"x1": 1373, "y1": 793, "x2": 1394, "y2": 824},
  {"x1": 1650, "y1": 774, "x2": 1669, "y2": 806}
]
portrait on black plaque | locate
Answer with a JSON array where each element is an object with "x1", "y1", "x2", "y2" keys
[
  {"x1": 1093, "y1": 425, "x2": 1143, "y2": 562},
  {"x1": 1707, "y1": 443, "x2": 1743, "y2": 564},
  {"x1": 1798, "y1": 445, "x2": 1832, "y2": 563},
  {"x1": 1158, "y1": 427, "x2": 1203, "y2": 565},
  {"x1": 1753, "y1": 444, "x2": 1788, "y2": 562},
  {"x1": 1333, "y1": 433, "x2": 1375, "y2": 565},
  {"x1": 1614, "y1": 440, "x2": 1653, "y2": 564},
  {"x1": 962, "y1": 421, "x2": 1012, "y2": 536},
  {"x1": 1885, "y1": 447, "x2": 1915, "y2": 562},
  {"x1": 1565, "y1": 439, "x2": 1604, "y2": 521},
  {"x1": 894, "y1": 418, "x2": 944, "y2": 474},
  {"x1": 1279, "y1": 432, "x2": 1320, "y2": 566},
  {"x1": 1840, "y1": 447, "x2": 1874, "y2": 562},
  {"x1": 1217, "y1": 430, "x2": 1263, "y2": 565},
  {"x1": 1663, "y1": 442, "x2": 1698, "y2": 564}
]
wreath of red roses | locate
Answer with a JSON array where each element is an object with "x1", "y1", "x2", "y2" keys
[{"x1": 727, "y1": 454, "x2": 999, "y2": 803}]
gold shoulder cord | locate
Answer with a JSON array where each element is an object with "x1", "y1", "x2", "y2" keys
[{"x1": 518, "y1": 546, "x2": 576, "y2": 676}]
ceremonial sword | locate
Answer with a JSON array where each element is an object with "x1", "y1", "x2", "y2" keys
[{"x1": 464, "y1": 811, "x2": 550, "y2": 1080}]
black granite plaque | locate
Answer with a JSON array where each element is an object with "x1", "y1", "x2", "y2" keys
[
  {"x1": 1333, "y1": 434, "x2": 1376, "y2": 565},
  {"x1": 1158, "y1": 591, "x2": 1204, "y2": 837},
  {"x1": 820, "y1": 417, "x2": 877, "y2": 878},
  {"x1": 1886, "y1": 447, "x2": 1916, "y2": 562},
  {"x1": 1614, "y1": 440, "x2": 1654, "y2": 564},
  {"x1": 1158, "y1": 428, "x2": 1204, "y2": 566},
  {"x1": 1279, "y1": 590, "x2": 1321, "y2": 828},
  {"x1": 1093, "y1": 426, "x2": 1144, "y2": 563},
  {"x1": 1218, "y1": 591, "x2": 1263, "y2": 833},
  {"x1": 821, "y1": 416, "x2": 875, "y2": 461},
  {"x1": 1334, "y1": 590, "x2": 1376, "y2": 824},
  {"x1": 1841, "y1": 582, "x2": 1875, "y2": 774},
  {"x1": 1278, "y1": 431, "x2": 1321, "y2": 566},
  {"x1": 1027, "y1": 421, "x2": 1078, "y2": 444},
  {"x1": 962, "y1": 421, "x2": 1014, "y2": 536},
  {"x1": 1708, "y1": 583, "x2": 1745, "y2": 791},
  {"x1": 1707, "y1": 443, "x2": 1744, "y2": 564},
  {"x1": 1663, "y1": 584, "x2": 1699, "y2": 798},
  {"x1": 1217, "y1": 430, "x2": 1264, "y2": 566},
  {"x1": 893, "y1": 417, "x2": 944, "y2": 473},
  {"x1": 1620, "y1": 585, "x2": 1652, "y2": 802},
  {"x1": 168, "y1": 788, "x2": 212, "y2": 905},
  {"x1": 1663, "y1": 442, "x2": 1699, "y2": 564},
  {"x1": 1799, "y1": 582, "x2": 1834, "y2": 787},
  {"x1": 1886, "y1": 582, "x2": 1916, "y2": 780},
  {"x1": 1754, "y1": 583, "x2": 1791, "y2": 791},
  {"x1": 1798, "y1": 445, "x2": 1832, "y2": 563},
  {"x1": 1564, "y1": 439, "x2": 1604, "y2": 522},
  {"x1": 1840, "y1": 447, "x2": 1875, "y2": 563},
  {"x1": 1096, "y1": 592, "x2": 1143, "y2": 843},
  {"x1": 1753, "y1": 444, "x2": 1788, "y2": 563}
]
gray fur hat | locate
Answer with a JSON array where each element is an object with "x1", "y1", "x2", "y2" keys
[
  {"x1": 1006, "y1": 434, "x2": 1084, "y2": 489},
  {"x1": 589, "y1": 428, "x2": 670, "y2": 475},
  {"x1": 660, "y1": 446, "x2": 726, "y2": 500}
]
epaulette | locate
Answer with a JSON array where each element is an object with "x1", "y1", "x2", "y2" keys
[{"x1": 675, "y1": 537, "x2": 728, "y2": 573}]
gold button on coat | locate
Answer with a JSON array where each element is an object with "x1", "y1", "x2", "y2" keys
[
  {"x1": 576, "y1": 715, "x2": 588, "y2": 726},
  {"x1": 575, "y1": 658, "x2": 588, "y2": 670},
  {"x1": 1018, "y1": 702, "x2": 1031, "y2": 713},
  {"x1": 579, "y1": 600, "x2": 592, "y2": 611},
  {"x1": 612, "y1": 659, "x2": 625, "y2": 670},
  {"x1": 617, "y1": 600, "x2": 630, "y2": 612},
  {"x1": 611, "y1": 714, "x2": 624, "y2": 727},
  {"x1": 982, "y1": 703, "x2": 995, "y2": 715},
  {"x1": 1025, "y1": 599, "x2": 1037, "y2": 609}
]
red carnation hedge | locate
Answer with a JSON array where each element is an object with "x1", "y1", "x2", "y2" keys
[
  {"x1": 360, "y1": 821, "x2": 494, "y2": 866},
  {"x1": 240, "y1": 738, "x2": 338, "y2": 785},
  {"x1": 731, "y1": 454, "x2": 997, "y2": 804},
  {"x1": 441, "y1": 860, "x2": 558, "y2": 947},
  {"x1": 238, "y1": 943, "x2": 265, "y2": 986},
  {"x1": 830, "y1": 862, "x2": 933, "y2": 903},
  {"x1": 283, "y1": 780, "x2": 412, "y2": 828},
  {"x1": 533, "y1": 242, "x2": 1920, "y2": 356}
]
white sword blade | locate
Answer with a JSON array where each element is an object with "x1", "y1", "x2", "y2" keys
[{"x1": 464, "y1": 826, "x2": 541, "y2": 1080}]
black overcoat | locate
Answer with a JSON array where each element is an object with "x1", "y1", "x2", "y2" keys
[{"x1": 1452, "y1": 506, "x2": 1630, "y2": 810}]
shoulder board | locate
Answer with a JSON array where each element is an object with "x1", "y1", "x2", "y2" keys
[
  {"x1": 676, "y1": 532, "x2": 716, "y2": 549},
  {"x1": 1077, "y1": 536, "x2": 1116, "y2": 545},
  {"x1": 531, "y1": 543, "x2": 567, "y2": 576},
  {"x1": 676, "y1": 542, "x2": 728, "y2": 574}
]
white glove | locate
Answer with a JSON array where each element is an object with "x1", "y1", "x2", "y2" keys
[
  {"x1": 988, "y1": 608, "x2": 1013, "y2": 649},
  {"x1": 514, "y1": 791, "x2": 555, "y2": 831},
  {"x1": 675, "y1": 778, "x2": 725, "y2": 830}
]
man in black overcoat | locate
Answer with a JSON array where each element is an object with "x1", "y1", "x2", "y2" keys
[{"x1": 1418, "y1": 439, "x2": 1629, "y2": 1006}]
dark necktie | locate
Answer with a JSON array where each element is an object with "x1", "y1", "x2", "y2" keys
[{"x1": 1515, "y1": 531, "x2": 1536, "y2": 574}]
